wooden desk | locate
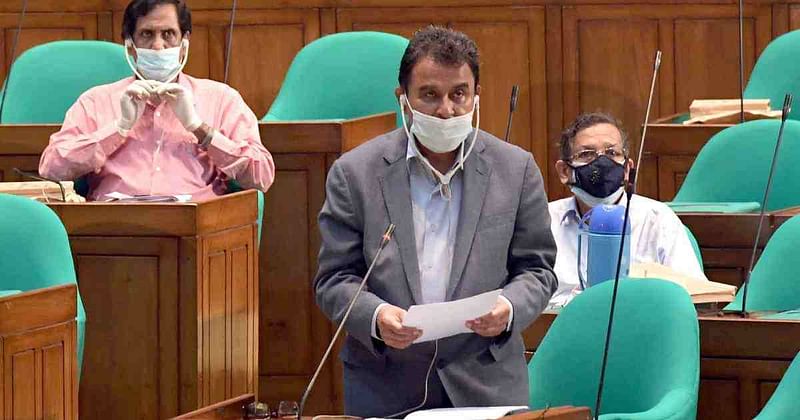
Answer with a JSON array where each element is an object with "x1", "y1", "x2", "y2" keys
[
  {"x1": 678, "y1": 207, "x2": 800, "y2": 286},
  {"x1": 0, "y1": 114, "x2": 394, "y2": 414},
  {"x1": 47, "y1": 191, "x2": 260, "y2": 420},
  {"x1": 641, "y1": 115, "x2": 733, "y2": 201},
  {"x1": 524, "y1": 311, "x2": 800, "y2": 420},
  {"x1": 0, "y1": 284, "x2": 78, "y2": 420}
]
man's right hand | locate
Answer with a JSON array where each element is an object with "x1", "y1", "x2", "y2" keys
[
  {"x1": 118, "y1": 80, "x2": 159, "y2": 132},
  {"x1": 377, "y1": 304, "x2": 422, "y2": 349}
]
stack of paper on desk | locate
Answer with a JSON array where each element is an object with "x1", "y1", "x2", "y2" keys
[
  {"x1": 629, "y1": 262, "x2": 736, "y2": 304},
  {"x1": 683, "y1": 99, "x2": 781, "y2": 124},
  {"x1": 366, "y1": 406, "x2": 528, "y2": 420}
]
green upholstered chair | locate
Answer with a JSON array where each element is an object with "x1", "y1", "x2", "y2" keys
[
  {"x1": 744, "y1": 29, "x2": 800, "y2": 120},
  {"x1": 671, "y1": 120, "x2": 800, "y2": 212},
  {"x1": 263, "y1": 31, "x2": 408, "y2": 126},
  {"x1": 0, "y1": 194, "x2": 86, "y2": 377},
  {"x1": 725, "y1": 214, "x2": 800, "y2": 312},
  {"x1": 529, "y1": 279, "x2": 699, "y2": 419},
  {"x1": 754, "y1": 351, "x2": 800, "y2": 419},
  {"x1": 0, "y1": 40, "x2": 131, "y2": 123},
  {"x1": 684, "y1": 225, "x2": 703, "y2": 267}
]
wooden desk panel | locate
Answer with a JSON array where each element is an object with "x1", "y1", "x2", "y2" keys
[
  {"x1": 678, "y1": 209, "x2": 800, "y2": 287},
  {"x1": 524, "y1": 312, "x2": 800, "y2": 420},
  {"x1": 0, "y1": 284, "x2": 78, "y2": 420},
  {"x1": 48, "y1": 192, "x2": 260, "y2": 420}
]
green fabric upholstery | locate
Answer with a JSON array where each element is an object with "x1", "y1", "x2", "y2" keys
[
  {"x1": 0, "y1": 194, "x2": 86, "y2": 377},
  {"x1": 1, "y1": 40, "x2": 131, "y2": 123},
  {"x1": 754, "y1": 351, "x2": 800, "y2": 419},
  {"x1": 725, "y1": 214, "x2": 800, "y2": 312},
  {"x1": 529, "y1": 279, "x2": 699, "y2": 420},
  {"x1": 744, "y1": 30, "x2": 800, "y2": 120},
  {"x1": 684, "y1": 225, "x2": 703, "y2": 267},
  {"x1": 672, "y1": 120, "x2": 800, "y2": 211},
  {"x1": 263, "y1": 31, "x2": 408, "y2": 126},
  {"x1": 225, "y1": 180, "x2": 264, "y2": 247}
]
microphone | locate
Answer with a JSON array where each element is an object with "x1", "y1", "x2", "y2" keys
[
  {"x1": 13, "y1": 167, "x2": 66, "y2": 201},
  {"x1": 297, "y1": 223, "x2": 397, "y2": 419},
  {"x1": 0, "y1": 0, "x2": 28, "y2": 123},
  {"x1": 737, "y1": 0, "x2": 745, "y2": 123},
  {"x1": 739, "y1": 93, "x2": 792, "y2": 317},
  {"x1": 223, "y1": 0, "x2": 238, "y2": 84},
  {"x1": 592, "y1": 50, "x2": 661, "y2": 420},
  {"x1": 504, "y1": 85, "x2": 520, "y2": 142}
]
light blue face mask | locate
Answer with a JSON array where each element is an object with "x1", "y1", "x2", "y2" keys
[{"x1": 124, "y1": 38, "x2": 189, "y2": 82}]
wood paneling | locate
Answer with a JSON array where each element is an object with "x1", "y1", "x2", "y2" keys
[
  {"x1": 72, "y1": 237, "x2": 179, "y2": 420},
  {"x1": 337, "y1": 6, "x2": 549, "y2": 176},
  {"x1": 260, "y1": 153, "x2": 334, "y2": 413},
  {"x1": 0, "y1": 285, "x2": 78, "y2": 420}
]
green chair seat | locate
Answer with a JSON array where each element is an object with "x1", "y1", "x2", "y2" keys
[
  {"x1": 529, "y1": 279, "x2": 699, "y2": 419},
  {"x1": 0, "y1": 194, "x2": 86, "y2": 378},
  {"x1": 754, "y1": 351, "x2": 800, "y2": 419},
  {"x1": 725, "y1": 214, "x2": 800, "y2": 312},
  {"x1": 1, "y1": 40, "x2": 131, "y2": 123},
  {"x1": 264, "y1": 31, "x2": 409, "y2": 126},
  {"x1": 672, "y1": 120, "x2": 800, "y2": 211}
]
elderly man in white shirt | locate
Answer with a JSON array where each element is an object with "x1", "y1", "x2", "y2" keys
[{"x1": 548, "y1": 112, "x2": 706, "y2": 307}]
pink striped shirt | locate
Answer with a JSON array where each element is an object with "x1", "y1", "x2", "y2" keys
[{"x1": 39, "y1": 74, "x2": 275, "y2": 201}]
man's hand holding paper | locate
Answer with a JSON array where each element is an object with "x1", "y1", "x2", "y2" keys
[{"x1": 401, "y1": 289, "x2": 503, "y2": 343}]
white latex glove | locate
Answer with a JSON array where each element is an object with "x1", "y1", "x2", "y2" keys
[
  {"x1": 154, "y1": 83, "x2": 203, "y2": 132},
  {"x1": 118, "y1": 80, "x2": 158, "y2": 133}
]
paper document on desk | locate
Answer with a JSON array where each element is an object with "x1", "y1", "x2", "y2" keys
[
  {"x1": 402, "y1": 289, "x2": 502, "y2": 343},
  {"x1": 103, "y1": 192, "x2": 192, "y2": 202},
  {"x1": 365, "y1": 405, "x2": 527, "y2": 420}
]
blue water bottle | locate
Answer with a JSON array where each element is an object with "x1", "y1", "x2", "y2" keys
[{"x1": 577, "y1": 204, "x2": 631, "y2": 289}]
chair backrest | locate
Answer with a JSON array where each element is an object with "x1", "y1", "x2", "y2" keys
[
  {"x1": 529, "y1": 279, "x2": 699, "y2": 418},
  {"x1": 1, "y1": 40, "x2": 131, "y2": 123},
  {"x1": 725, "y1": 214, "x2": 800, "y2": 312},
  {"x1": 744, "y1": 30, "x2": 800, "y2": 120},
  {"x1": 672, "y1": 119, "x2": 800, "y2": 211},
  {"x1": 684, "y1": 225, "x2": 703, "y2": 266},
  {"x1": 263, "y1": 31, "x2": 408, "y2": 125},
  {"x1": 0, "y1": 194, "x2": 86, "y2": 371},
  {"x1": 754, "y1": 351, "x2": 800, "y2": 419}
]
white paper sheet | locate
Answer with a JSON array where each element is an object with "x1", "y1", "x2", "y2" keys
[
  {"x1": 364, "y1": 405, "x2": 527, "y2": 420},
  {"x1": 402, "y1": 289, "x2": 502, "y2": 343},
  {"x1": 103, "y1": 192, "x2": 192, "y2": 202}
]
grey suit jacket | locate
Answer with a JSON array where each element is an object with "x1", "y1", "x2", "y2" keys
[{"x1": 314, "y1": 128, "x2": 557, "y2": 417}]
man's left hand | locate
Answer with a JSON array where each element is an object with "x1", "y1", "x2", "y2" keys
[
  {"x1": 154, "y1": 83, "x2": 203, "y2": 132},
  {"x1": 465, "y1": 297, "x2": 510, "y2": 337}
]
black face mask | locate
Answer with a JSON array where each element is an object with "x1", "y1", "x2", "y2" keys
[{"x1": 569, "y1": 155, "x2": 626, "y2": 198}]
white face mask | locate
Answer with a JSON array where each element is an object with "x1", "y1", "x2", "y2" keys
[
  {"x1": 401, "y1": 94, "x2": 478, "y2": 153},
  {"x1": 399, "y1": 94, "x2": 481, "y2": 186},
  {"x1": 571, "y1": 186, "x2": 625, "y2": 208},
  {"x1": 124, "y1": 38, "x2": 189, "y2": 82}
]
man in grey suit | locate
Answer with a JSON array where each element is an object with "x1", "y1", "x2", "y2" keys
[{"x1": 314, "y1": 26, "x2": 557, "y2": 418}]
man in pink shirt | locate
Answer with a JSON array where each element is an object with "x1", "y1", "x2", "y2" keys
[{"x1": 39, "y1": 0, "x2": 275, "y2": 201}]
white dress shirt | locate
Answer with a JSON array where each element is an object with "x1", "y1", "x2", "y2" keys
[
  {"x1": 371, "y1": 137, "x2": 513, "y2": 338},
  {"x1": 548, "y1": 193, "x2": 707, "y2": 307}
]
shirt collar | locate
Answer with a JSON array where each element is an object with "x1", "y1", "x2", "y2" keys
[{"x1": 560, "y1": 192, "x2": 630, "y2": 226}]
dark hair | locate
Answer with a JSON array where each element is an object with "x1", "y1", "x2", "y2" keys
[
  {"x1": 398, "y1": 25, "x2": 480, "y2": 91},
  {"x1": 121, "y1": 0, "x2": 192, "y2": 40},
  {"x1": 558, "y1": 112, "x2": 629, "y2": 161}
]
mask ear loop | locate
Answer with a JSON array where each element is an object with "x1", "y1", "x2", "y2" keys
[
  {"x1": 124, "y1": 39, "x2": 149, "y2": 81},
  {"x1": 162, "y1": 38, "x2": 190, "y2": 83}
]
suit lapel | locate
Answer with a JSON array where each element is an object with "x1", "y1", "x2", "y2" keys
[
  {"x1": 445, "y1": 138, "x2": 490, "y2": 301},
  {"x1": 379, "y1": 142, "x2": 424, "y2": 305}
]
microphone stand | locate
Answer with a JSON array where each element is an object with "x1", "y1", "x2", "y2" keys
[
  {"x1": 592, "y1": 50, "x2": 661, "y2": 420},
  {"x1": 223, "y1": 0, "x2": 238, "y2": 84},
  {"x1": 504, "y1": 85, "x2": 519, "y2": 142},
  {"x1": 739, "y1": 93, "x2": 793, "y2": 317},
  {"x1": 297, "y1": 224, "x2": 396, "y2": 419},
  {"x1": 738, "y1": 0, "x2": 745, "y2": 123}
]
